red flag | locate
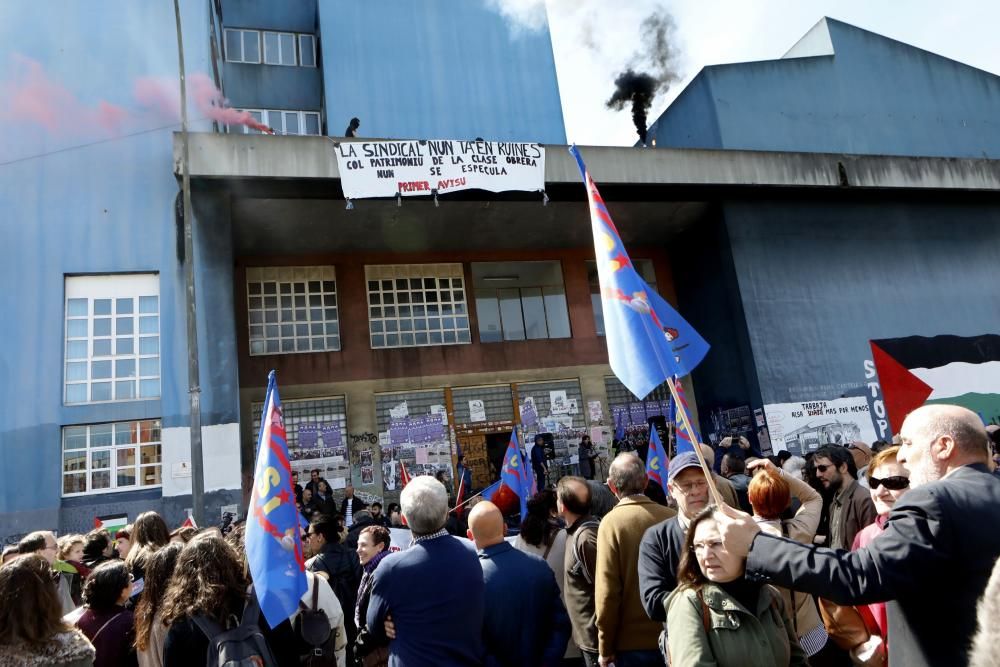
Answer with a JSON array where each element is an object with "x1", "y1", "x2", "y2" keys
[
  {"x1": 398, "y1": 460, "x2": 411, "y2": 527},
  {"x1": 181, "y1": 515, "x2": 197, "y2": 529},
  {"x1": 870, "y1": 342, "x2": 934, "y2": 433},
  {"x1": 93, "y1": 517, "x2": 101, "y2": 529}
]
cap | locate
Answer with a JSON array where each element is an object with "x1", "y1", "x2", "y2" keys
[{"x1": 667, "y1": 452, "x2": 704, "y2": 483}]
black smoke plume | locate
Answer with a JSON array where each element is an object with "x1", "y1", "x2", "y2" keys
[
  {"x1": 606, "y1": 70, "x2": 658, "y2": 145},
  {"x1": 606, "y1": 9, "x2": 682, "y2": 144}
]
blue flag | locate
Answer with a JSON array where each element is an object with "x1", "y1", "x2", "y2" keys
[
  {"x1": 481, "y1": 479, "x2": 502, "y2": 502},
  {"x1": 501, "y1": 430, "x2": 532, "y2": 518},
  {"x1": 646, "y1": 427, "x2": 668, "y2": 494},
  {"x1": 246, "y1": 371, "x2": 308, "y2": 628},
  {"x1": 570, "y1": 145, "x2": 709, "y2": 399},
  {"x1": 669, "y1": 378, "x2": 699, "y2": 456}
]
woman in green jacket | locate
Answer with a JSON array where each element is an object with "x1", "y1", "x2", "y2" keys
[{"x1": 665, "y1": 506, "x2": 807, "y2": 667}]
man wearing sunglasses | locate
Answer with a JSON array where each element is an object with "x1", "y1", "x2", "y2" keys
[
  {"x1": 812, "y1": 445, "x2": 877, "y2": 550},
  {"x1": 716, "y1": 403, "x2": 1000, "y2": 667}
]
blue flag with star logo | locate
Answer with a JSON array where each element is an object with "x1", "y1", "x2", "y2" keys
[
  {"x1": 646, "y1": 426, "x2": 668, "y2": 494},
  {"x1": 245, "y1": 371, "x2": 308, "y2": 628},
  {"x1": 500, "y1": 429, "x2": 532, "y2": 518},
  {"x1": 570, "y1": 145, "x2": 709, "y2": 399}
]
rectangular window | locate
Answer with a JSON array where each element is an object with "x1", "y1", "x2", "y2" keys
[
  {"x1": 471, "y1": 261, "x2": 571, "y2": 343},
  {"x1": 247, "y1": 266, "x2": 340, "y2": 355},
  {"x1": 587, "y1": 259, "x2": 657, "y2": 336},
  {"x1": 232, "y1": 110, "x2": 320, "y2": 136},
  {"x1": 65, "y1": 274, "x2": 160, "y2": 404},
  {"x1": 62, "y1": 419, "x2": 162, "y2": 496},
  {"x1": 224, "y1": 29, "x2": 261, "y2": 64},
  {"x1": 298, "y1": 34, "x2": 316, "y2": 67},
  {"x1": 366, "y1": 264, "x2": 471, "y2": 349}
]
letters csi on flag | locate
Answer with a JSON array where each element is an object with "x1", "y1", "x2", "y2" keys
[
  {"x1": 570, "y1": 145, "x2": 709, "y2": 399},
  {"x1": 246, "y1": 371, "x2": 308, "y2": 627}
]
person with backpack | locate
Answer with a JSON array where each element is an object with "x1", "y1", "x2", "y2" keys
[
  {"x1": 665, "y1": 507, "x2": 806, "y2": 666},
  {"x1": 160, "y1": 535, "x2": 285, "y2": 667},
  {"x1": 291, "y1": 570, "x2": 348, "y2": 667},
  {"x1": 306, "y1": 516, "x2": 362, "y2": 664},
  {"x1": 557, "y1": 476, "x2": 601, "y2": 667}
]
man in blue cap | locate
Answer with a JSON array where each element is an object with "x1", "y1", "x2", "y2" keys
[{"x1": 637, "y1": 452, "x2": 713, "y2": 649}]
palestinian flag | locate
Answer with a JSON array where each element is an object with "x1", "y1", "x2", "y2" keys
[
  {"x1": 93, "y1": 514, "x2": 129, "y2": 537},
  {"x1": 871, "y1": 334, "x2": 1000, "y2": 432}
]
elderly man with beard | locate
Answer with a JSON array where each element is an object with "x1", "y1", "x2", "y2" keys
[{"x1": 716, "y1": 404, "x2": 1000, "y2": 667}]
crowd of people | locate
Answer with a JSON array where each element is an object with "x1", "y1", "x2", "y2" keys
[{"x1": 2, "y1": 403, "x2": 999, "y2": 667}]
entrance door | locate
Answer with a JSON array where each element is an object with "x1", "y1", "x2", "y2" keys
[
  {"x1": 485, "y1": 432, "x2": 512, "y2": 485},
  {"x1": 457, "y1": 434, "x2": 491, "y2": 492}
]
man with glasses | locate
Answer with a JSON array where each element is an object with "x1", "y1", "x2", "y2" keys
[
  {"x1": 18, "y1": 531, "x2": 76, "y2": 613},
  {"x1": 813, "y1": 445, "x2": 877, "y2": 550},
  {"x1": 717, "y1": 404, "x2": 1000, "y2": 667},
  {"x1": 305, "y1": 516, "x2": 362, "y2": 663},
  {"x1": 638, "y1": 452, "x2": 711, "y2": 657}
]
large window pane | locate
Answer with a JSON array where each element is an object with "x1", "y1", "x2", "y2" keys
[
  {"x1": 280, "y1": 33, "x2": 295, "y2": 65},
  {"x1": 366, "y1": 265, "x2": 469, "y2": 348},
  {"x1": 243, "y1": 31, "x2": 260, "y2": 62},
  {"x1": 498, "y1": 288, "x2": 525, "y2": 341},
  {"x1": 299, "y1": 35, "x2": 315, "y2": 67},
  {"x1": 225, "y1": 29, "x2": 241, "y2": 61},
  {"x1": 263, "y1": 32, "x2": 280, "y2": 64},
  {"x1": 521, "y1": 287, "x2": 547, "y2": 339},
  {"x1": 284, "y1": 112, "x2": 299, "y2": 135},
  {"x1": 247, "y1": 267, "x2": 339, "y2": 355},
  {"x1": 543, "y1": 286, "x2": 571, "y2": 338},
  {"x1": 63, "y1": 420, "x2": 162, "y2": 496},
  {"x1": 475, "y1": 291, "x2": 502, "y2": 343}
]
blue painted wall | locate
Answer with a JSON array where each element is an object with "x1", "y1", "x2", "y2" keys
[
  {"x1": 318, "y1": 0, "x2": 566, "y2": 143},
  {"x1": 650, "y1": 18, "x2": 1000, "y2": 158},
  {"x1": 724, "y1": 199, "x2": 1000, "y2": 408},
  {"x1": 0, "y1": 0, "x2": 240, "y2": 537}
]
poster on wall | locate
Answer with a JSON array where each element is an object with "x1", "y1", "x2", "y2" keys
[
  {"x1": 764, "y1": 397, "x2": 878, "y2": 455},
  {"x1": 520, "y1": 397, "x2": 538, "y2": 427},
  {"x1": 588, "y1": 400, "x2": 603, "y2": 424},
  {"x1": 469, "y1": 400, "x2": 487, "y2": 422},
  {"x1": 334, "y1": 139, "x2": 545, "y2": 200}
]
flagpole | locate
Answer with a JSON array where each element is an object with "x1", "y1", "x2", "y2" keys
[
  {"x1": 634, "y1": 310, "x2": 724, "y2": 508},
  {"x1": 666, "y1": 377, "x2": 725, "y2": 508}
]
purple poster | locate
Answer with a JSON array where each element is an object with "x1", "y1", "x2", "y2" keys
[
  {"x1": 298, "y1": 423, "x2": 319, "y2": 449},
  {"x1": 320, "y1": 423, "x2": 341, "y2": 448}
]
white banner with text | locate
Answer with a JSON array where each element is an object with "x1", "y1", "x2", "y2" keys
[{"x1": 335, "y1": 139, "x2": 545, "y2": 199}]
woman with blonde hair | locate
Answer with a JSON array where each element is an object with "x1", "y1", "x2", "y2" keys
[{"x1": 0, "y1": 554, "x2": 96, "y2": 666}]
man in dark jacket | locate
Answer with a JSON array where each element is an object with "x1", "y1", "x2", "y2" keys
[
  {"x1": 557, "y1": 477, "x2": 601, "y2": 666},
  {"x1": 469, "y1": 501, "x2": 571, "y2": 667},
  {"x1": 531, "y1": 435, "x2": 548, "y2": 490},
  {"x1": 717, "y1": 404, "x2": 1000, "y2": 667},
  {"x1": 306, "y1": 515, "x2": 362, "y2": 661},
  {"x1": 813, "y1": 444, "x2": 877, "y2": 549},
  {"x1": 340, "y1": 484, "x2": 367, "y2": 528}
]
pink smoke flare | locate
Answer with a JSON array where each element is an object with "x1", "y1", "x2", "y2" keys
[{"x1": 134, "y1": 73, "x2": 273, "y2": 133}]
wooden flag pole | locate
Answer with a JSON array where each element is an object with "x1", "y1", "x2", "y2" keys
[{"x1": 666, "y1": 377, "x2": 725, "y2": 508}]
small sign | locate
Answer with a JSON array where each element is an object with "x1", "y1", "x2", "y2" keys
[{"x1": 171, "y1": 462, "x2": 192, "y2": 478}]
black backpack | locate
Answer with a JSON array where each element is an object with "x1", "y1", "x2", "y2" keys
[
  {"x1": 293, "y1": 578, "x2": 339, "y2": 666},
  {"x1": 192, "y1": 596, "x2": 277, "y2": 667}
]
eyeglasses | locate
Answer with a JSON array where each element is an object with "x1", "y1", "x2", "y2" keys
[
  {"x1": 691, "y1": 539, "x2": 724, "y2": 554},
  {"x1": 675, "y1": 479, "x2": 708, "y2": 495},
  {"x1": 870, "y1": 475, "x2": 909, "y2": 491},
  {"x1": 814, "y1": 464, "x2": 835, "y2": 473}
]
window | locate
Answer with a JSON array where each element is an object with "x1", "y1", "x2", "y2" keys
[
  {"x1": 224, "y1": 29, "x2": 261, "y2": 64},
  {"x1": 226, "y1": 29, "x2": 315, "y2": 67},
  {"x1": 247, "y1": 266, "x2": 340, "y2": 355},
  {"x1": 366, "y1": 264, "x2": 471, "y2": 348},
  {"x1": 587, "y1": 259, "x2": 658, "y2": 336},
  {"x1": 252, "y1": 396, "x2": 347, "y2": 452},
  {"x1": 231, "y1": 109, "x2": 321, "y2": 136},
  {"x1": 62, "y1": 420, "x2": 162, "y2": 496},
  {"x1": 472, "y1": 261, "x2": 571, "y2": 343},
  {"x1": 64, "y1": 274, "x2": 160, "y2": 404}
]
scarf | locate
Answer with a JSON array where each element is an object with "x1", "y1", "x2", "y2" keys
[{"x1": 355, "y1": 549, "x2": 391, "y2": 628}]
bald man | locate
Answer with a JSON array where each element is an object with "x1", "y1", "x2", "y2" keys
[
  {"x1": 468, "y1": 502, "x2": 571, "y2": 667},
  {"x1": 716, "y1": 404, "x2": 1000, "y2": 667}
]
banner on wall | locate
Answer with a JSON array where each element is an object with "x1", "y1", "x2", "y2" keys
[
  {"x1": 764, "y1": 397, "x2": 877, "y2": 455},
  {"x1": 334, "y1": 139, "x2": 545, "y2": 199}
]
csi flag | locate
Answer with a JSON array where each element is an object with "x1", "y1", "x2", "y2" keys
[
  {"x1": 570, "y1": 145, "x2": 709, "y2": 399},
  {"x1": 646, "y1": 427, "x2": 668, "y2": 495},
  {"x1": 246, "y1": 371, "x2": 308, "y2": 628},
  {"x1": 669, "y1": 378, "x2": 699, "y2": 455},
  {"x1": 501, "y1": 430, "x2": 532, "y2": 518}
]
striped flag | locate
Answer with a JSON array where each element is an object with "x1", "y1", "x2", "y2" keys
[
  {"x1": 646, "y1": 426, "x2": 668, "y2": 494},
  {"x1": 670, "y1": 377, "x2": 699, "y2": 455}
]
